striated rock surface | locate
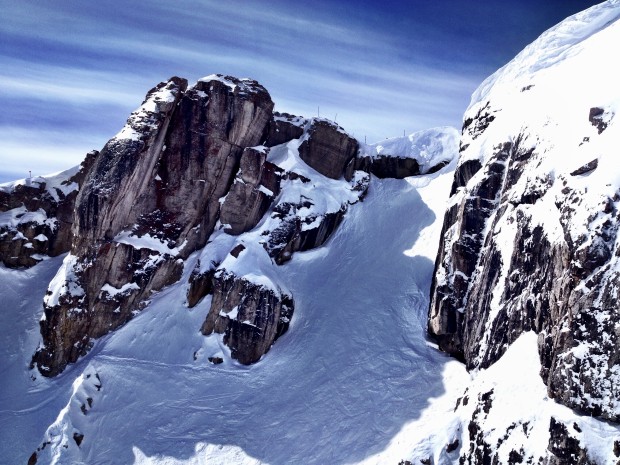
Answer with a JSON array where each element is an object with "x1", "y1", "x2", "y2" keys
[
  {"x1": 219, "y1": 147, "x2": 283, "y2": 235},
  {"x1": 33, "y1": 75, "x2": 275, "y2": 376},
  {"x1": 201, "y1": 268, "x2": 293, "y2": 364},
  {"x1": 429, "y1": 2, "x2": 620, "y2": 422},
  {"x1": 298, "y1": 119, "x2": 358, "y2": 179},
  {"x1": 263, "y1": 112, "x2": 306, "y2": 147}
]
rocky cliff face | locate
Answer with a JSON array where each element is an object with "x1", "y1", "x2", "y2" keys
[
  {"x1": 30, "y1": 74, "x2": 455, "y2": 377},
  {"x1": 429, "y1": 0, "x2": 620, "y2": 429}
]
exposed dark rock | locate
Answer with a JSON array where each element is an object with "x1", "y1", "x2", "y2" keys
[
  {"x1": 28, "y1": 452, "x2": 37, "y2": 465},
  {"x1": 449, "y1": 159, "x2": 482, "y2": 196},
  {"x1": 348, "y1": 171, "x2": 371, "y2": 200},
  {"x1": 33, "y1": 245, "x2": 184, "y2": 377},
  {"x1": 430, "y1": 139, "x2": 521, "y2": 362},
  {"x1": 264, "y1": 201, "x2": 347, "y2": 265},
  {"x1": 457, "y1": 391, "x2": 542, "y2": 465},
  {"x1": 0, "y1": 151, "x2": 97, "y2": 268},
  {"x1": 570, "y1": 159, "x2": 598, "y2": 176},
  {"x1": 34, "y1": 75, "x2": 275, "y2": 376},
  {"x1": 446, "y1": 438, "x2": 460, "y2": 453},
  {"x1": 201, "y1": 270, "x2": 293, "y2": 364},
  {"x1": 547, "y1": 417, "x2": 594, "y2": 465},
  {"x1": 186, "y1": 259, "x2": 217, "y2": 308},
  {"x1": 219, "y1": 147, "x2": 283, "y2": 235},
  {"x1": 461, "y1": 102, "x2": 496, "y2": 140},
  {"x1": 589, "y1": 107, "x2": 610, "y2": 134},
  {"x1": 508, "y1": 450, "x2": 523, "y2": 464},
  {"x1": 298, "y1": 119, "x2": 358, "y2": 179},
  {"x1": 263, "y1": 112, "x2": 306, "y2": 147},
  {"x1": 355, "y1": 155, "x2": 421, "y2": 178},
  {"x1": 73, "y1": 78, "x2": 188, "y2": 250},
  {"x1": 72, "y1": 432, "x2": 84, "y2": 447},
  {"x1": 208, "y1": 356, "x2": 224, "y2": 364},
  {"x1": 353, "y1": 154, "x2": 450, "y2": 180},
  {"x1": 430, "y1": 117, "x2": 620, "y2": 420}
]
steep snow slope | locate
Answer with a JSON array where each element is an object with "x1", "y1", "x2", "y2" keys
[
  {"x1": 2, "y1": 162, "x2": 472, "y2": 464},
  {"x1": 0, "y1": 256, "x2": 76, "y2": 463}
]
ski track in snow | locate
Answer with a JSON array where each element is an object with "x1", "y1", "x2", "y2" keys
[{"x1": 0, "y1": 173, "x2": 463, "y2": 465}]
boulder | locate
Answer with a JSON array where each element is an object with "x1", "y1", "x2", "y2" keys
[
  {"x1": 201, "y1": 270, "x2": 293, "y2": 364},
  {"x1": 219, "y1": 147, "x2": 283, "y2": 235},
  {"x1": 298, "y1": 119, "x2": 358, "y2": 179}
]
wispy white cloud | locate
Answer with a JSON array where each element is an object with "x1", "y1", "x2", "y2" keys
[
  {"x1": 0, "y1": 0, "x2": 487, "y2": 179},
  {"x1": 0, "y1": 127, "x2": 102, "y2": 183}
]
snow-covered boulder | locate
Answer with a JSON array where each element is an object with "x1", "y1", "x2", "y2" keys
[{"x1": 298, "y1": 118, "x2": 358, "y2": 179}]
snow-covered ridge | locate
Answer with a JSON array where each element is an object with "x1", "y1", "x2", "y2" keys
[
  {"x1": 471, "y1": 0, "x2": 620, "y2": 107},
  {"x1": 360, "y1": 126, "x2": 459, "y2": 171},
  {"x1": 197, "y1": 73, "x2": 268, "y2": 96},
  {"x1": 273, "y1": 111, "x2": 307, "y2": 127},
  {"x1": 113, "y1": 79, "x2": 181, "y2": 142},
  {"x1": 43, "y1": 254, "x2": 85, "y2": 308},
  {"x1": 0, "y1": 165, "x2": 79, "y2": 201}
]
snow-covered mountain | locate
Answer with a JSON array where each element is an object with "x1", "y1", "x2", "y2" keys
[
  {"x1": 429, "y1": 0, "x2": 620, "y2": 462},
  {"x1": 3, "y1": 1, "x2": 620, "y2": 464},
  {"x1": 0, "y1": 72, "x2": 460, "y2": 464}
]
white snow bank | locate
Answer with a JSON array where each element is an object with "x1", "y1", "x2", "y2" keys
[
  {"x1": 197, "y1": 74, "x2": 264, "y2": 96},
  {"x1": 114, "y1": 230, "x2": 186, "y2": 256},
  {"x1": 0, "y1": 206, "x2": 51, "y2": 229},
  {"x1": 133, "y1": 443, "x2": 266, "y2": 465},
  {"x1": 100, "y1": 282, "x2": 140, "y2": 298},
  {"x1": 43, "y1": 254, "x2": 84, "y2": 308},
  {"x1": 0, "y1": 165, "x2": 80, "y2": 201},
  {"x1": 360, "y1": 126, "x2": 459, "y2": 172}
]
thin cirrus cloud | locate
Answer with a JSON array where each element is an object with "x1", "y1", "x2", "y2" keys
[{"x1": 0, "y1": 0, "x2": 599, "y2": 182}]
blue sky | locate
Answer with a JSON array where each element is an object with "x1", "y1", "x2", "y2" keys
[{"x1": 0, "y1": 0, "x2": 601, "y2": 182}]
